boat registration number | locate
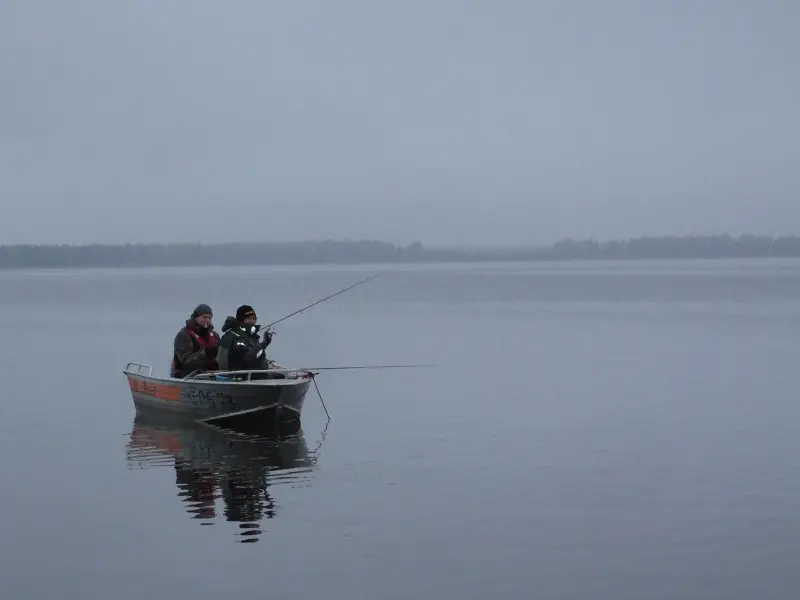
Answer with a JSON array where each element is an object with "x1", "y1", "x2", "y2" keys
[{"x1": 181, "y1": 387, "x2": 234, "y2": 407}]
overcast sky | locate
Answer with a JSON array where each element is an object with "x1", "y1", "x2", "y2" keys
[{"x1": 1, "y1": 1, "x2": 798, "y2": 246}]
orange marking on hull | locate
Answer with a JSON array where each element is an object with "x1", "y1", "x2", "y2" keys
[{"x1": 128, "y1": 378, "x2": 181, "y2": 401}]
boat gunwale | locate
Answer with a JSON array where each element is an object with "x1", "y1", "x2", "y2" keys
[{"x1": 123, "y1": 363, "x2": 313, "y2": 388}]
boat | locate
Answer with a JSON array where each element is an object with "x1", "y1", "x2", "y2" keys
[
  {"x1": 122, "y1": 271, "x2": 425, "y2": 425},
  {"x1": 122, "y1": 362, "x2": 316, "y2": 425},
  {"x1": 121, "y1": 273, "x2": 387, "y2": 424}
]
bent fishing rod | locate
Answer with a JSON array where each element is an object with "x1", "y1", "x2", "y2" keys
[{"x1": 261, "y1": 269, "x2": 390, "y2": 330}]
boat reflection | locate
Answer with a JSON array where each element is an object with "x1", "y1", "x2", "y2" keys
[{"x1": 125, "y1": 412, "x2": 323, "y2": 543}]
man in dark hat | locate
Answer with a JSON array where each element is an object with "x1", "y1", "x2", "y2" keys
[
  {"x1": 216, "y1": 304, "x2": 278, "y2": 375},
  {"x1": 171, "y1": 303, "x2": 221, "y2": 378}
]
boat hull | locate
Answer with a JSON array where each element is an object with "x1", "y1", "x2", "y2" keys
[{"x1": 123, "y1": 365, "x2": 312, "y2": 423}]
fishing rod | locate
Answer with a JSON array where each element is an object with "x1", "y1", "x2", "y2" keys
[
  {"x1": 299, "y1": 364, "x2": 434, "y2": 420},
  {"x1": 262, "y1": 269, "x2": 390, "y2": 330},
  {"x1": 275, "y1": 364, "x2": 434, "y2": 372}
]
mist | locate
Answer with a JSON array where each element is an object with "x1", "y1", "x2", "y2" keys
[{"x1": 1, "y1": 0, "x2": 798, "y2": 246}]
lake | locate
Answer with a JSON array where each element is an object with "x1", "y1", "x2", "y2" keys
[{"x1": 2, "y1": 258, "x2": 800, "y2": 599}]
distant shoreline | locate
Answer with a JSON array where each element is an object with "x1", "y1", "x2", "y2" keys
[{"x1": 1, "y1": 234, "x2": 799, "y2": 270}]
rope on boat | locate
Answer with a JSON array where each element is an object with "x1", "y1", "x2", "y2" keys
[{"x1": 310, "y1": 374, "x2": 330, "y2": 421}]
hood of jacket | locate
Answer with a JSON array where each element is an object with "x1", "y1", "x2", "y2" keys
[
  {"x1": 221, "y1": 316, "x2": 240, "y2": 333},
  {"x1": 221, "y1": 316, "x2": 258, "y2": 335}
]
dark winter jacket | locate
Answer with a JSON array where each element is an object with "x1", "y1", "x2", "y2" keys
[
  {"x1": 217, "y1": 316, "x2": 271, "y2": 372},
  {"x1": 171, "y1": 319, "x2": 220, "y2": 378}
]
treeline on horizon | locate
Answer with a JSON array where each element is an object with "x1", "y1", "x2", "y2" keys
[{"x1": 2, "y1": 234, "x2": 800, "y2": 269}]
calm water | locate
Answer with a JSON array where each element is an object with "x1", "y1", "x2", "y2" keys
[{"x1": 2, "y1": 259, "x2": 800, "y2": 599}]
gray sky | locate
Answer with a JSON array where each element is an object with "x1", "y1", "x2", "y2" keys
[{"x1": 1, "y1": 0, "x2": 798, "y2": 246}]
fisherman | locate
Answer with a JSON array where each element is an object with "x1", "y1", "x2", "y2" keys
[
  {"x1": 171, "y1": 303, "x2": 220, "y2": 378},
  {"x1": 217, "y1": 304, "x2": 281, "y2": 377}
]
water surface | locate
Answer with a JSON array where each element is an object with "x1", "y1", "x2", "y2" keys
[{"x1": 1, "y1": 259, "x2": 800, "y2": 598}]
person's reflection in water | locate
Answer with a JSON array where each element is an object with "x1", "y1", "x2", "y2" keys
[
  {"x1": 127, "y1": 413, "x2": 316, "y2": 543},
  {"x1": 219, "y1": 466, "x2": 276, "y2": 542},
  {"x1": 174, "y1": 460, "x2": 217, "y2": 521}
]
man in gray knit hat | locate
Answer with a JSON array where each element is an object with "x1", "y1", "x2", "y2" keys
[{"x1": 170, "y1": 303, "x2": 221, "y2": 378}]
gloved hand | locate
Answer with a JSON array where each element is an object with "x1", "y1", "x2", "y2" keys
[
  {"x1": 205, "y1": 346, "x2": 218, "y2": 358},
  {"x1": 260, "y1": 329, "x2": 274, "y2": 349}
]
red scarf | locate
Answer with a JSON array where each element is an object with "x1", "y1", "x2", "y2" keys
[{"x1": 185, "y1": 324, "x2": 219, "y2": 349}]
